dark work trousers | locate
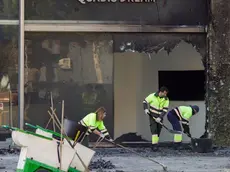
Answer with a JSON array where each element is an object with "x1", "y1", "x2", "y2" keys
[
  {"x1": 73, "y1": 124, "x2": 88, "y2": 147},
  {"x1": 81, "y1": 135, "x2": 89, "y2": 147},
  {"x1": 167, "y1": 110, "x2": 182, "y2": 132},
  {"x1": 149, "y1": 116, "x2": 163, "y2": 136}
]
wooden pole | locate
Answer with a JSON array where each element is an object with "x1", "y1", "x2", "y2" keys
[
  {"x1": 51, "y1": 92, "x2": 56, "y2": 132},
  {"x1": 60, "y1": 100, "x2": 64, "y2": 171}
]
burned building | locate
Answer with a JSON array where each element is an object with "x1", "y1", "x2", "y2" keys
[{"x1": 0, "y1": 0, "x2": 229, "y2": 146}]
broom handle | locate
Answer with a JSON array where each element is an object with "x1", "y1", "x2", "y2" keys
[{"x1": 104, "y1": 138, "x2": 167, "y2": 168}]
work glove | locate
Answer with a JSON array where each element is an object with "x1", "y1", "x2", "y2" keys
[
  {"x1": 105, "y1": 135, "x2": 114, "y2": 142},
  {"x1": 108, "y1": 138, "x2": 114, "y2": 142},
  {"x1": 144, "y1": 109, "x2": 150, "y2": 115},
  {"x1": 99, "y1": 133, "x2": 105, "y2": 139},
  {"x1": 159, "y1": 112, "x2": 166, "y2": 119},
  {"x1": 155, "y1": 117, "x2": 162, "y2": 123}
]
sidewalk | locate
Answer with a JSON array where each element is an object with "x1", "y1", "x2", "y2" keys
[{"x1": 0, "y1": 138, "x2": 15, "y2": 149}]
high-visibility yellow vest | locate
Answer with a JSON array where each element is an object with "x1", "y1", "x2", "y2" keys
[
  {"x1": 145, "y1": 92, "x2": 169, "y2": 115},
  {"x1": 174, "y1": 106, "x2": 193, "y2": 124},
  {"x1": 79, "y1": 113, "x2": 108, "y2": 136}
]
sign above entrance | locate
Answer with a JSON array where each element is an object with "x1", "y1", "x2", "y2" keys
[{"x1": 78, "y1": 0, "x2": 155, "y2": 4}]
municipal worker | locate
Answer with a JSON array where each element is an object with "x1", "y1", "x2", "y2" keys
[
  {"x1": 75, "y1": 107, "x2": 113, "y2": 146},
  {"x1": 143, "y1": 86, "x2": 169, "y2": 151},
  {"x1": 167, "y1": 105, "x2": 199, "y2": 149}
]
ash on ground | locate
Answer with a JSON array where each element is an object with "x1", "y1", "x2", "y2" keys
[
  {"x1": 89, "y1": 158, "x2": 116, "y2": 170},
  {"x1": 0, "y1": 148, "x2": 20, "y2": 155},
  {"x1": 93, "y1": 144, "x2": 230, "y2": 157},
  {"x1": 1, "y1": 145, "x2": 230, "y2": 172}
]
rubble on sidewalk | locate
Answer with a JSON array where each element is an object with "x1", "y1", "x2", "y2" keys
[
  {"x1": 1, "y1": 146, "x2": 230, "y2": 172},
  {"x1": 0, "y1": 148, "x2": 20, "y2": 155},
  {"x1": 89, "y1": 158, "x2": 116, "y2": 170}
]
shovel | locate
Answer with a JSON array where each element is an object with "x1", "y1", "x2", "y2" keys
[
  {"x1": 185, "y1": 133, "x2": 213, "y2": 153},
  {"x1": 150, "y1": 115, "x2": 182, "y2": 134}
]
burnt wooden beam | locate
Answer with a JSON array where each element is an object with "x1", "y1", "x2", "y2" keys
[
  {"x1": 23, "y1": 20, "x2": 207, "y2": 33},
  {"x1": 0, "y1": 20, "x2": 207, "y2": 33}
]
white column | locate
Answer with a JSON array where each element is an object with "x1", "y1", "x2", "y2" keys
[{"x1": 18, "y1": 0, "x2": 25, "y2": 129}]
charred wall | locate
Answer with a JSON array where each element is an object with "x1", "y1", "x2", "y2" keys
[
  {"x1": 25, "y1": 0, "x2": 208, "y2": 25},
  {"x1": 113, "y1": 33, "x2": 207, "y2": 141},
  {"x1": 21, "y1": 33, "x2": 206, "y2": 142},
  {"x1": 24, "y1": 33, "x2": 114, "y2": 141},
  {"x1": 207, "y1": 0, "x2": 230, "y2": 146},
  {"x1": 113, "y1": 33, "x2": 206, "y2": 59}
]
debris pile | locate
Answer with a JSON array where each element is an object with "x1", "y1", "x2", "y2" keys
[
  {"x1": 93, "y1": 146, "x2": 219, "y2": 158},
  {"x1": 95, "y1": 148, "x2": 128, "y2": 157},
  {"x1": 115, "y1": 132, "x2": 147, "y2": 142},
  {"x1": 89, "y1": 158, "x2": 116, "y2": 170},
  {"x1": 0, "y1": 148, "x2": 20, "y2": 155}
]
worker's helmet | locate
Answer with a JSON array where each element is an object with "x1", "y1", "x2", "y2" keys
[{"x1": 191, "y1": 105, "x2": 199, "y2": 113}]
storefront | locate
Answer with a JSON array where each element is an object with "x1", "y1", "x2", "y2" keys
[{"x1": 0, "y1": 0, "x2": 208, "y2": 142}]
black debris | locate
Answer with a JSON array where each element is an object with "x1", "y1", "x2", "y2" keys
[
  {"x1": 95, "y1": 148, "x2": 128, "y2": 157},
  {"x1": 94, "y1": 170, "x2": 124, "y2": 172},
  {"x1": 89, "y1": 158, "x2": 116, "y2": 170},
  {"x1": 92, "y1": 145, "x2": 230, "y2": 158},
  {"x1": 115, "y1": 132, "x2": 147, "y2": 142},
  {"x1": 0, "y1": 148, "x2": 20, "y2": 155}
]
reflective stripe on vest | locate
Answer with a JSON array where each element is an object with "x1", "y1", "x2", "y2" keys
[
  {"x1": 79, "y1": 120, "x2": 87, "y2": 127},
  {"x1": 79, "y1": 120, "x2": 97, "y2": 135},
  {"x1": 174, "y1": 108, "x2": 182, "y2": 121},
  {"x1": 174, "y1": 108, "x2": 189, "y2": 124},
  {"x1": 149, "y1": 105, "x2": 163, "y2": 114}
]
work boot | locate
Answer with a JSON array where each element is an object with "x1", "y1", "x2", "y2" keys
[
  {"x1": 151, "y1": 144, "x2": 159, "y2": 151},
  {"x1": 173, "y1": 142, "x2": 183, "y2": 150}
]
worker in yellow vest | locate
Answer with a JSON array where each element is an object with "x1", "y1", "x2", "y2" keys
[
  {"x1": 143, "y1": 86, "x2": 169, "y2": 151},
  {"x1": 167, "y1": 105, "x2": 199, "y2": 149},
  {"x1": 74, "y1": 107, "x2": 113, "y2": 146}
]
